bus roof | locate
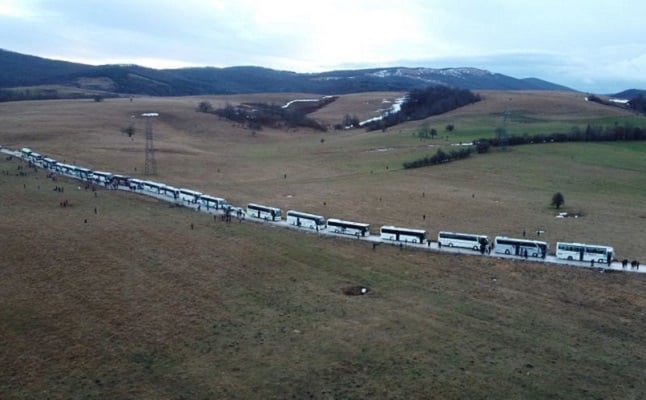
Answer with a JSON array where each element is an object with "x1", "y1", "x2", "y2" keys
[
  {"x1": 200, "y1": 194, "x2": 225, "y2": 201},
  {"x1": 327, "y1": 218, "x2": 369, "y2": 227},
  {"x1": 495, "y1": 236, "x2": 547, "y2": 244},
  {"x1": 141, "y1": 180, "x2": 164, "y2": 187},
  {"x1": 556, "y1": 241, "x2": 613, "y2": 249},
  {"x1": 381, "y1": 225, "x2": 426, "y2": 234},
  {"x1": 439, "y1": 231, "x2": 487, "y2": 237},
  {"x1": 286, "y1": 210, "x2": 325, "y2": 219},
  {"x1": 248, "y1": 202, "x2": 280, "y2": 209},
  {"x1": 179, "y1": 188, "x2": 202, "y2": 195}
]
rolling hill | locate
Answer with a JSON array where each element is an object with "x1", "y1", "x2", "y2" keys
[
  {"x1": 0, "y1": 48, "x2": 572, "y2": 100},
  {"x1": 613, "y1": 89, "x2": 646, "y2": 99}
]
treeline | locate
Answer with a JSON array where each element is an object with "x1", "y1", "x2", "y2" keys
[
  {"x1": 0, "y1": 88, "x2": 116, "y2": 102},
  {"x1": 588, "y1": 93, "x2": 646, "y2": 114},
  {"x1": 208, "y1": 102, "x2": 327, "y2": 131},
  {"x1": 628, "y1": 94, "x2": 646, "y2": 113},
  {"x1": 403, "y1": 123, "x2": 646, "y2": 169},
  {"x1": 364, "y1": 86, "x2": 480, "y2": 131},
  {"x1": 0, "y1": 89, "x2": 63, "y2": 102},
  {"x1": 403, "y1": 147, "x2": 473, "y2": 169},
  {"x1": 475, "y1": 123, "x2": 646, "y2": 151}
]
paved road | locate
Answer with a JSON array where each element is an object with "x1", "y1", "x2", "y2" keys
[{"x1": 1, "y1": 148, "x2": 21, "y2": 157}]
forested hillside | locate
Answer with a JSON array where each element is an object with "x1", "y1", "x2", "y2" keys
[{"x1": 0, "y1": 48, "x2": 573, "y2": 101}]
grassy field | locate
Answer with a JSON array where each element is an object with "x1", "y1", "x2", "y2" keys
[
  {"x1": 1, "y1": 157, "x2": 646, "y2": 399},
  {"x1": 1, "y1": 91, "x2": 644, "y2": 260},
  {"x1": 1, "y1": 91, "x2": 646, "y2": 398}
]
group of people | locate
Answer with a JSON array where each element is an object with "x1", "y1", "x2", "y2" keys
[{"x1": 621, "y1": 259, "x2": 641, "y2": 270}]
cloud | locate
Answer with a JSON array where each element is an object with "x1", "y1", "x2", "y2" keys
[{"x1": 1, "y1": 0, "x2": 645, "y2": 92}]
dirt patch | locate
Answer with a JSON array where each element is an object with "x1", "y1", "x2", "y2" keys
[{"x1": 342, "y1": 286, "x2": 370, "y2": 296}]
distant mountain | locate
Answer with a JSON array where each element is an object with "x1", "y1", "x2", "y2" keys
[
  {"x1": 612, "y1": 89, "x2": 646, "y2": 99},
  {"x1": 0, "y1": 49, "x2": 96, "y2": 87},
  {"x1": 0, "y1": 48, "x2": 573, "y2": 100}
]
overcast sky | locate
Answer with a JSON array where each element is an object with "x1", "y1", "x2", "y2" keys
[{"x1": 2, "y1": 0, "x2": 645, "y2": 93}]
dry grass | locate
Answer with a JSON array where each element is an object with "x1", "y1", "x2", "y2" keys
[
  {"x1": 440, "y1": 90, "x2": 636, "y2": 119},
  {"x1": 1, "y1": 92, "x2": 646, "y2": 398},
  {"x1": 1, "y1": 93, "x2": 645, "y2": 258},
  {"x1": 1, "y1": 93, "x2": 644, "y2": 260},
  {"x1": 1, "y1": 160, "x2": 646, "y2": 399}
]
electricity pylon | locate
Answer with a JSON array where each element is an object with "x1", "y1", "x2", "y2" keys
[{"x1": 141, "y1": 112, "x2": 158, "y2": 175}]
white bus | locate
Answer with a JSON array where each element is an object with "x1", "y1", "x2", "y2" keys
[
  {"x1": 110, "y1": 174, "x2": 132, "y2": 189},
  {"x1": 438, "y1": 231, "x2": 488, "y2": 251},
  {"x1": 128, "y1": 178, "x2": 144, "y2": 191},
  {"x1": 91, "y1": 171, "x2": 113, "y2": 185},
  {"x1": 160, "y1": 185, "x2": 180, "y2": 200},
  {"x1": 28, "y1": 151, "x2": 43, "y2": 165},
  {"x1": 141, "y1": 180, "x2": 165, "y2": 194},
  {"x1": 556, "y1": 242, "x2": 614, "y2": 264},
  {"x1": 41, "y1": 157, "x2": 58, "y2": 170},
  {"x1": 179, "y1": 188, "x2": 202, "y2": 204},
  {"x1": 247, "y1": 203, "x2": 282, "y2": 221},
  {"x1": 54, "y1": 163, "x2": 74, "y2": 176},
  {"x1": 72, "y1": 166, "x2": 92, "y2": 181},
  {"x1": 380, "y1": 225, "x2": 427, "y2": 244},
  {"x1": 286, "y1": 210, "x2": 326, "y2": 230},
  {"x1": 493, "y1": 236, "x2": 547, "y2": 258},
  {"x1": 20, "y1": 147, "x2": 32, "y2": 159},
  {"x1": 327, "y1": 218, "x2": 370, "y2": 237},
  {"x1": 199, "y1": 195, "x2": 228, "y2": 210}
]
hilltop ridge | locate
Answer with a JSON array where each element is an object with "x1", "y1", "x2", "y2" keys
[{"x1": 1, "y1": 48, "x2": 572, "y2": 100}]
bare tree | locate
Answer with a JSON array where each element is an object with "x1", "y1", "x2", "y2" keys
[
  {"x1": 121, "y1": 124, "x2": 136, "y2": 138},
  {"x1": 197, "y1": 101, "x2": 213, "y2": 113},
  {"x1": 417, "y1": 121, "x2": 431, "y2": 139}
]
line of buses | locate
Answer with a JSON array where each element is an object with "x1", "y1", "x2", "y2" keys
[
  {"x1": 17, "y1": 147, "x2": 616, "y2": 265},
  {"x1": 246, "y1": 199, "x2": 614, "y2": 264}
]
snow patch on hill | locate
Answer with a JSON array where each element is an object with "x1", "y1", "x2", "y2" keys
[{"x1": 359, "y1": 96, "x2": 406, "y2": 126}]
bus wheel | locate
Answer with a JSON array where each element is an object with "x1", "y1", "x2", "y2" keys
[
  {"x1": 567, "y1": 256, "x2": 573, "y2": 261},
  {"x1": 448, "y1": 243, "x2": 453, "y2": 247},
  {"x1": 473, "y1": 246, "x2": 479, "y2": 251},
  {"x1": 504, "y1": 250, "x2": 511, "y2": 255}
]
